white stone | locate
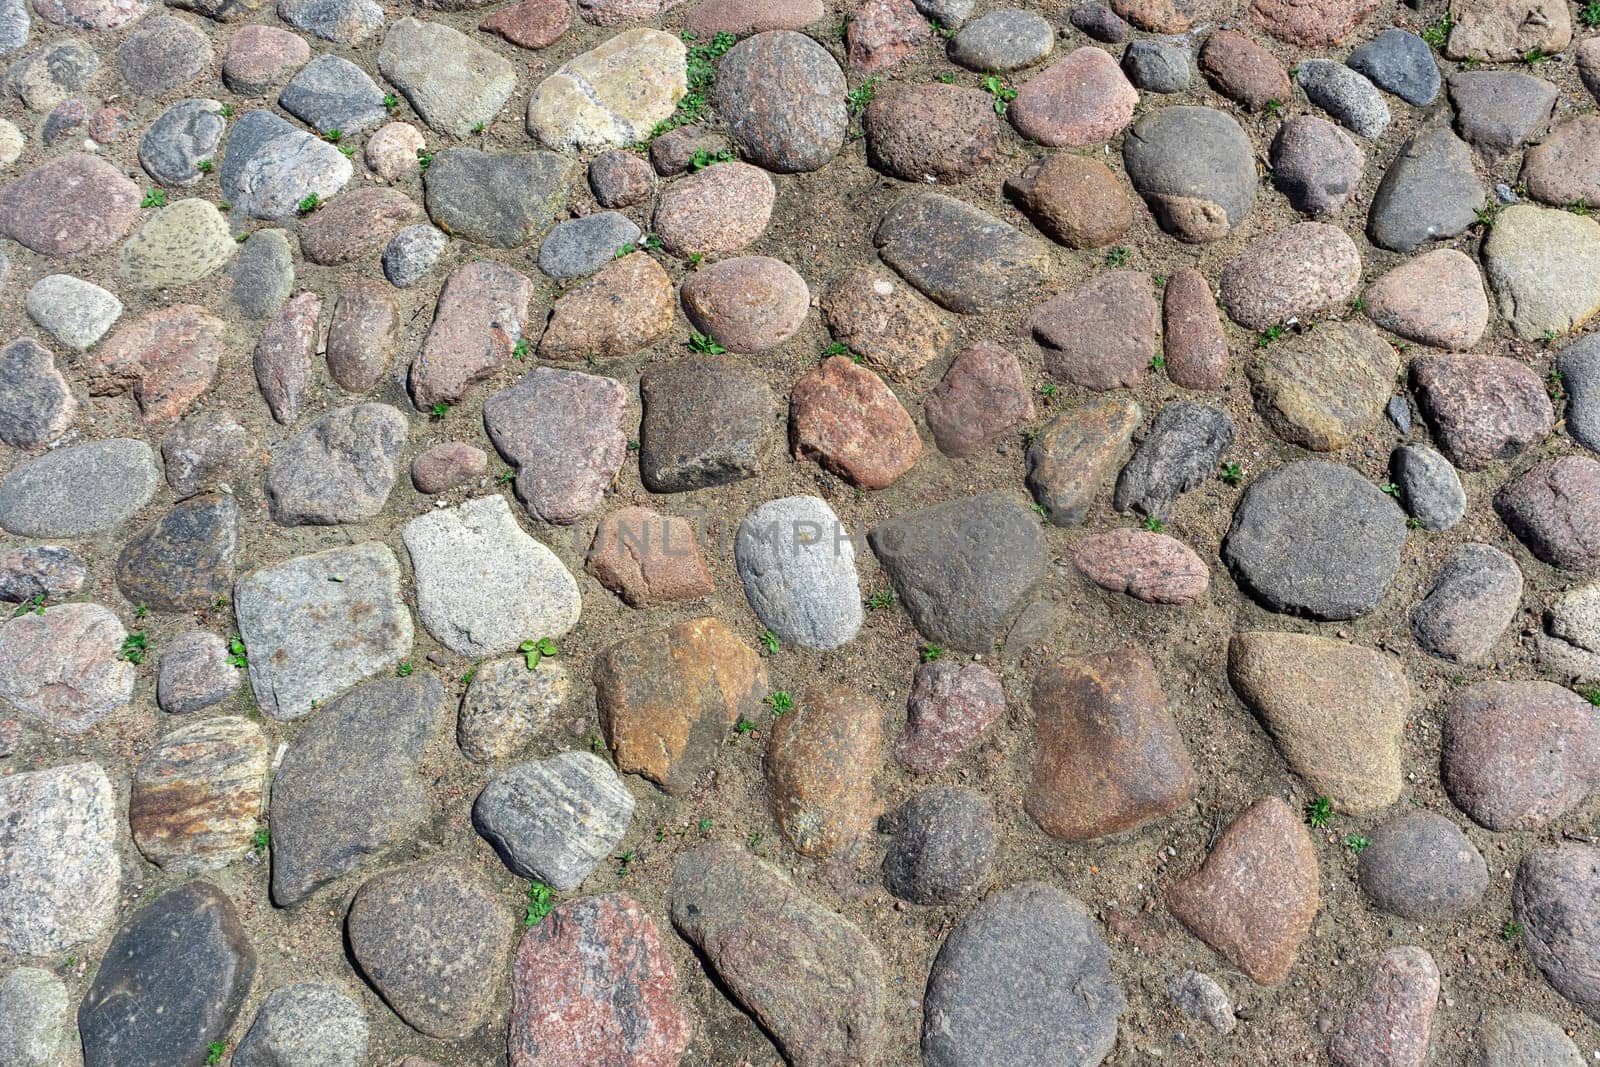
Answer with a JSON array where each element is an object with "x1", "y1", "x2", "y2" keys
[
  {"x1": 25, "y1": 274, "x2": 123, "y2": 351},
  {"x1": 0, "y1": 763, "x2": 120, "y2": 957},
  {"x1": 734, "y1": 495, "x2": 863, "y2": 650}
]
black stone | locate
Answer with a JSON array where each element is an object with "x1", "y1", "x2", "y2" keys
[{"x1": 1114, "y1": 402, "x2": 1235, "y2": 520}]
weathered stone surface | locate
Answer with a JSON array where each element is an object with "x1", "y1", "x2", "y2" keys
[
  {"x1": 1114, "y1": 402, "x2": 1235, "y2": 519},
  {"x1": 1561, "y1": 332, "x2": 1600, "y2": 456},
  {"x1": 0, "y1": 153, "x2": 138, "y2": 257},
  {"x1": 0, "y1": 545, "x2": 85, "y2": 604},
  {"x1": 1412, "y1": 355, "x2": 1551, "y2": 471},
  {"x1": 1494, "y1": 457, "x2": 1600, "y2": 570},
  {"x1": 1483, "y1": 204, "x2": 1600, "y2": 341},
  {"x1": 1220, "y1": 223, "x2": 1362, "y2": 331},
  {"x1": 116, "y1": 493, "x2": 237, "y2": 612},
  {"x1": 716, "y1": 30, "x2": 846, "y2": 173},
  {"x1": 157, "y1": 630, "x2": 241, "y2": 714},
  {"x1": 1446, "y1": 0, "x2": 1571, "y2": 62},
  {"x1": 1443, "y1": 682, "x2": 1600, "y2": 832},
  {"x1": 1026, "y1": 397, "x2": 1141, "y2": 526},
  {"x1": 0, "y1": 762, "x2": 119, "y2": 956},
  {"x1": 0, "y1": 338, "x2": 75, "y2": 447},
  {"x1": 220, "y1": 109, "x2": 352, "y2": 221},
  {"x1": 1297, "y1": 59, "x2": 1389, "y2": 140},
  {"x1": 347, "y1": 858, "x2": 512, "y2": 1039},
  {"x1": 924, "y1": 341, "x2": 1032, "y2": 458},
  {"x1": 1329, "y1": 947, "x2": 1440, "y2": 1067},
  {"x1": 0, "y1": 967, "x2": 69, "y2": 1067},
  {"x1": 509, "y1": 894, "x2": 691, "y2": 1067},
  {"x1": 130, "y1": 716, "x2": 267, "y2": 873},
  {"x1": 1367, "y1": 124, "x2": 1484, "y2": 253},
  {"x1": 298, "y1": 187, "x2": 420, "y2": 265},
  {"x1": 121, "y1": 183, "x2": 231, "y2": 277},
  {"x1": 423, "y1": 148, "x2": 572, "y2": 248},
  {"x1": 223, "y1": 26, "x2": 310, "y2": 94},
  {"x1": 0, "y1": 604, "x2": 134, "y2": 734},
  {"x1": 539, "y1": 211, "x2": 641, "y2": 279},
  {"x1": 326, "y1": 282, "x2": 396, "y2": 393},
  {"x1": 1363, "y1": 249, "x2": 1488, "y2": 351},
  {"x1": 680, "y1": 255, "x2": 808, "y2": 353},
  {"x1": 234, "y1": 982, "x2": 369, "y2": 1067},
  {"x1": 457, "y1": 657, "x2": 568, "y2": 765},
  {"x1": 161, "y1": 413, "x2": 247, "y2": 498},
  {"x1": 790, "y1": 356, "x2": 921, "y2": 489},
  {"x1": 1481, "y1": 1012, "x2": 1585, "y2": 1067},
  {"x1": 481, "y1": 0, "x2": 570, "y2": 48},
  {"x1": 265, "y1": 404, "x2": 407, "y2": 526},
  {"x1": 1169, "y1": 971, "x2": 1236, "y2": 1035},
  {"x1": 1166, "y1": 797, "x2": 1319, "y2": 984},
  {"x1": 1026, "y1": 649, "x2": 1196, "y2": 840},
  {"x1": 1223, "y1": 461, "x2": 1406, "y2": 620},
  {"x1": 412, "y1": 260, "x2": 535, "y2": 408},
  {"x1": 1411, "y1": 543, "x2": 1521, "y2": 663},
  {"x1": 1449, "y1": 69, "x2": 1557, "y2": 159},
  {"x1": 402, "y1": 494, "x2": 580, "y2": 657},
  {"x1": 896, "y1": 660, "x2": 1004, "y2": 775},
  {"x1": 1539, "y1": 582, "x2": 1600, "y2": 681},
  {"x1": 1123, "y1": 106, "x2": 1257, "y2": 242},
  {"x1": 875, "y1": 193, "x2": 1051, "y2": 313},
  {"x1": 639, "y1": 356, "x2": 776, "y2": 491},
  {"x1": 882, "y1": 787, "x2": 995, "y2": 905},
  {"x1": 1200, "y1": 29, "x2": 1290, "y2": 111},
  {"x1": 586, "y1": 507, "x2": 713, "y2": 607},
  {"x1": 78, "y1": 883, "x2": 255, "y2": 1067},
  {"x1": 594, "y1": 617, "x2": 763, "y2": 792},
  {"x1": 922, "y1": 883, "x2": 1124, "y2": 1066},
  {"x1": 483, "y1": 367, "x2": 630, "y2": 525},
  {"x1": 1073, "y1": 529, "x2": 1209, "y2": 605},
  {"x1": 735, "y1": 496, "x2": 862, "y2": 650},
  {"x1": 0, "y1": 438, "x2": 157, "y2": 537},
  {"x1": 235, "y1": 543, "x2": 414, "y2": 721},
  {"x1": 254, "y1": 291, "x2": 320, "y2": 424},
  {"x1": 1348, "y1": 28, "x2": 1439, "y2": 107},
  {"x1": 279, "y1": 54, "x2": 387, "y2": 135},
  {"x1": 588, "y1": 148, "x2": 654, "y2": 207},
  {"x1": 1033, "y1": 271, "x2": 1158, "y2": 391},
  {"x1": 864, "y1": 84, "x2": 1000, "y2": 183},
  {"x1": 380, "y1": 17, "x2": 516, "y2": 138},
  {"x1": 231, "y1": 229, "x2": 294, "y2": 319},
  {"x1": 385, "y1": 225, "x2": 448, "y2": 287},
  {"x1": 473, "y1": 751, "x2": 635, "y2": 889},
  {"x1": 118, "y1": 14, "x2": 212, "y2": 97},
  {"x1": 1228, "y1": 632, "x2": 1408, "y2": 815},
  {"x1": 820, "y1": 266, "x2": 952, "y2": 382},
  {"x1": 26, "y1": 275, "x2": 121, "y2": 352},
  {"x1": 269, "y1": 675, "x2": 442, "y2": 904},
  {"x1": 1004, "y1": 152, "x2": 1132, "y2": 249},
  {"x1": 846, "y1": 0, "x2": 927, "y2": 74},
  {"x1": 1250, "y1": 0, "x2": 1378, "y2": 46},
  {"x1": 870, "y1": 492, "x2": 1045, "y2": 651},
  {"x1": 1162, "y1": 268, "x2": 1227, "y2": 390},
  {"x1": 767, "y1": 685, "x2": 882, "y2": 856},
  {"x1": 364, "y1": 121, "x2": 424, "y2": 183},
  {"x1": 670, "y1": 844, "x2": 884, "y2": 1067},
  {"x1": 1357, "y1": 810, "x2": 1487, "y2": 922},
  {"x1": 528, "y1": 28, "x2": 686, "y2": 152},
  {"x1": 412, "y1": 442, "x2": 486, "y2": 494},
  {"x1": 92, "y1": 304, "x2": 225, "y2": 424},
  {"x1": 539, "y1": 252, "x2": 675, "y2": 359},
  {"x1": 1248, "y1": 321, "x2": 1397, "y2": 452},
  {"x1": 1271, "y1": 115, "x2": 1365, "y2": 217},
  {"x1": 1009, "y1": 47, "x2": 1136, "y2": 147},
  {"x1": 1513, "y1": 845, "x2": 1600, "y2": 1021},
  {"x1": 2, "y1": 41, "x2": 97, "y2": 112}
]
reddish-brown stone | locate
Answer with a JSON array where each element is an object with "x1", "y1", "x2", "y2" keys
[
  {"x1": 653, "y1": 161, "x2": 775, "y2": 257},
  {"x1": 685, "y1": 0, "x2": 824, "y2": 35},
  {"x1": 1411, "y1": 355, "x2": 1552, "y2": 470},
  {"x1": 0, "y1": 153, "x2": 140, "y2": 259},
  {"x1": 411, "y1": 442, "x2": 488, "y2": 494},
  {"x1": 1163, "y1": 268, "x2": 1228, "y2": 390},
  {"x1": 130, "y1": 716, "x2": 268, "y2": 873},
  {"x1": 1496, "y1": 456, "x2": 1600, "y2": 569},
  {"x1": 820, "y1": 267, "x2": 953, "y2": 382},
  {"x1": 254, "y1": 292, "x2": 321, "y2": 424},
  {"x1": 1004, "y1": 153, "x2": 1133, "y2": 249},
  {"x1": 1025, "y1": 649, "x2": 1196, "y2": 841},
  {"x1": 1362, "y1": 249, "x2": 1489, "y2": 351},
  {"x1": 1111, "y1": 0, "x2": 1188, "y2": 32},
  {"x1": 1009, "y1": 48, "x2": 1137, "y2": 148},
  {"x1": 790, "y1": 356, "x2": 922, "y2": 489},
  {"x1": 594, "y1": 617, "x2": 767, "y2": 794},
  {"x1": 895, "y1": 660, "x2": 1005, "y2": 775},
  {"x1": 924, "y1": 341, "x2": 1034, "y2": 458},
  {"x1": 298, "y1": 187, "x2": 421, "y2": 266},
  {"x1": 1200, "y1": 30, "x2": 1292, "y2": 111},
  {"x1": 846, "y1": 0, "x2": 927, "y2": 75},
  {"x1": 1032, "y1": 271, "x2": 1159, "y2": 390},
  {"x1": 1250, "y1": 0, "x2": 1380, "y2": 47},
  {"x1": 864, "y1": 84, "x2": 1001, "y2": 183},
  {"x1": 767, "y1": 685, "x2": 884, "y2": 856},
  {"x1": 1166, "y1": 797, "x2": 1320, "y2": 985},
  {"x1": 326, "y1": 282, "x2": 396, "y2": 394},
  {"x1": 412, "y1": 262, "x2": 534, "y2": 409},
  {"x1": 222, "y1": 25, "x2": 310, "y2": 95},
  {"x1": 680, "y1": 255, "x2": 809, "y2": 353},
  {"x1": 1329, "y1": 948, "x2": 1440, "y2": 1067},
  {"x1": 509, "y1": 894, "x2": 691, "y2": 1067},
  {"x1": 481, "y1": 0, "x2": 571, "y2": 49},
  {"x1": 586, "y1": 506, "x2": 714, "y2": 608},
  {"x1": 92, "y1": 305, "x2": 225, "y2": 424},
  {"x1": 539, "y1": 253, "x2": 676, "y2": 360},
  {"x1": 1073, "y1": 528, "x2": 1209, "y2": 605}
]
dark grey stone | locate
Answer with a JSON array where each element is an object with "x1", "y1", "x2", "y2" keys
[
  {"x1": 639, "y1": 356, "x2": 778, "y2": 492},
  {"x1": 881, "y1": 787, "x2": 995, "y2": 905},
  {"x1": 716, "y1": 30, "x2": 847, "y2": 174},
  {"x1": 1346, "y1": 29, "x2": 1439, "y2": 107},
  {"x1": 870, "y1": 492, "x2": 1047, "y2": 652},
  {"x1": 1296, "y1": 59, "x2": 1389, "y2": 139},
  {"x1": 0, "y1": 338, "x2": 74, "y2": 448},
  {"x1": 875, "y1": 193, "x2": 1050, "y2": 313},
  {"x1": 263, "y1": 403, "x2": 408, "y2": 526},
  {"x1": 1357, "y1": 809, "x2": 1488, "y2": 921},
  {"x1": 1222, "y1": 460, "x2": 1407, "y2": 620},
  {"x1": 1448, "y1": 71, "x2": 1557, "y2": 159},
  {"x1": 1367, "y1": 123, "x2": 1484, "y2": 252},
  {"x1": 537, "y1": 212, "x2": 640, "y2": 280},
  {"x1": 139, "y1": 99, "x2": 225, "y2": 187},
  {"x1": 422, "y1": 148, "x2": 573, "y2": 248},
  {"x1": 230, "y1": 229, "x2": 295, "y2": 320},
  {"x1": 234, "y1": 982, "x2": 368, "y2": 1067},
  {"x1": 948, "y1": 9, "x2": 1054, "y2": 73},
  {"x1": 383, "y1": 224, "x2": 447, "y2": 287},
  {"x1": 161, "y1": 412, "x2": 249, "y2": 498},
  {"x1": 1114, "y1": 402, "x2": 1235, "y2": 520},
  {"x1": 0, "y1": 439, "x2": 158, "y2": 537},
  {"x1": 1122, "y1": 106, "x2": 1257, "y2": 240},
  {"x1": 1069, "y1": 2, "x2": 1129, "y2": 43},
  {"x1": 1557, "y1": 335, "x2": 1600, "y2": 455},
  {"x1": 1122, "y1": 38, "x2": 1190, "y2": 94},
  {"x1": 1391, "y1": 444, "x2": 1465, "y2": 531},
  {"x1": 78, "y1": 883, "x2": 256, "y2": 1067},
  {"x1": 1387, "y1": 394, "x2": 1412, "y2": 435},
  {"x1": 913, "y1": 0, "x2": 973, "y2": 29},
  {"x1": 1411, "y1": 544, "x2": 1523, "y2": 663},
  {"x1": 278, "y1": 54, "x2": 388, "y2": 136},
  {"x1": 472, "y1": 751, "x2": 634, "y2": 890},
  {"x1": 268, "y1": 675, "x2": 444, "y2": 906},
  {"x1": 220, "y1": 109, "x2": 351, "y2": 221},
  {"x1": 115, "y1": 494, "x2": 238, "y2": 613},
  {"x1": 1513, "y1": 845, "x2": 1600, "y2": 1020},
  {"x1": 921, "y1": 883, "x2": 1124, "y2": 1066},
  {"x1": 118, "y1": 15, "x2": 212, "y2": 97}
]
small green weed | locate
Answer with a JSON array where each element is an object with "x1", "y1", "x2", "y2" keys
[
  {"x1": 846, "y1": 77, "x2": 879, "y2": 116},
  {"x1": 383, "y1": 92, "x2": 399, "y2": 111},
  {"x1": 1104, "y1": 246, "x2": 1129, "y2": 268},
  {"x1": 1502, "y1": 920, "x2": 1525, "y2": 940},
  {"x1": 141, "y1": 189, "x2": 166, "y2": 208},
  {"x1": 688, "y1": 331, "x2": 726, "y2": 354},
  {"x1": 227, "y1": 636, "x2": 247, "y2": 668},
  {"x1": 758, "y1": 628, "x2": 780, "y2": 655},
  {"x1": 982, "y1": 75, "x2": 1018, "y2": 115},
  {"x1": 520, "y1": 636, "x2": 558, "y2": 670},
  {"x1": 1343, "y1": 833, "x2": 1371, "y2": 854},
  {"x1": 765, "y1": 690, "x2": 794, "y2": 714},
  {"x1": 1380, "y1": 482, "x2": 1402, "y2": 498},
  {"x1": 866, "y1": 588, "x2": 896, "y2": 610},
  {"x1": 1141, "y1": 516, "x2": 1165, "y2": 533},
  {"x1": 118, "y1": 632, "x2": 148, "y2": 665},
  {"x1": 512, "y1": 338, "x2": 529, "y2": 360},
  {"x1": 396, "y1": 661, "x2": 414, "y2": 677},
  {"x1": 253, "y1": 827, "x2": 270, "y2": 852},
  {"x1": 1255, "y1": 325, "x2": 1285, "y2": 347},
  {"x1": 525, "y1": 881, "x2": 555, "y2": 925},
  {"x1": 12, "y1": 594, "x2": 43, "y2": 617},
  {"x1": 1420, "y1": 11, "x2": 1453, "y2": 50},
  {"x1": 429, "y1": 401, "x2": 450, "y2": 419},
  {"x1": 297, "y1": 192, "x2": 320, "y2": 214},
  {"x1": 1220, "y1": 462, "x2": 1243, "y2": 486},
  {"x1": 205, "y1": 1041, "x2": 226, "y2": 1066},
  {"x1": 688, "y1": 147, "x2": 736, "y2": 170},
  {"x1": 1304, "y1": 796, "x2": 1333, "y2": 829},
  {"x1": 920, "y1": 644, "x2": 944, "y2": 663}
]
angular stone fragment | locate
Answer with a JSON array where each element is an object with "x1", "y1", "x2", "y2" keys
[
  {"x1": 1329, "y1": 947, "x2": 1440, "y2": 1067},
  {"x1": 767, "y1": 685, "x2": 882, "y2": 856},
  {"x1": 233, "y1": 982, "x2": 369, "y2": 1067},
  {"x1": 1495, "y1": 457, "x2": 1600, "y2": 570},
  {"x1": 130, "y1": 716, "x2": 267, "y2": 873},
  {"x1": 326, "y1": 283, "x2": 396, "y2": 393},
  {"x1": 875, "y1": 193, "x2": 1051, "y2": 313},
  {"x1": 269, "y1": 675, "x2": 442, "y2": 904},
  {"x1": 1482, "y1": 204, "x2": 1600, "y2": 341},
  {"x1": 1411, "y1": 544, "x2": 1521, "y2": 663},
  {"x1": 116, "y1": 493, "x2": 238, "y2": 612},
  {"x1": 1166, "y1": 797, "x2": 1319, "y2": 985},
  {"x1": 586, "y1": 507, "x2": 713, "y2": 607},
  {"x1": 924, "y1": 341, "x2": 1033, "y2": 458},
  {"x1": 473, "y1": 751, "x2": 634, "y2": 890},
  {"x1": 265, "y1": 404, "x2": 407, "y2": 526},
  {"x1": 1513, "y1": 845, "x2": 1600, "y2": 1022},
  {"x1": 1033, "y1": 271, "x2": 1158, "y2": 391},
  {"x1": 1009, "y1": 47, "x2": 1136, "y2": 147},
  {"x1": 1004, "y1": 153, "x2": 1132, "y2": 249},
  {"x1": 380, "y1": 17, "x2": 516, "y2": 138},
  {"x1": 483, "y1": 367, "x2": 630, "y2": 525},
  {"x1": 1446, "y1": 0, "x2": 1571, "y2": 62},
  {"x1": 790, "y1": 356, "x2": 921, "y2": 489},
  {"x1": 895, "y1": 661, "x2": 1004, "y2": 775},
  {"x1": 527, "y1": 28, "x2": 686, "y2": 152},
  {"x1": 220, "y1": 109, "x2": 352, "y2": 221},
  {"x1": 457, "y1": 657, "x2": 568, "y2": 765},
  {"x1": 91, "y1": 304, "x2": 225, "y2": 425},
  {"x1": 820, "y1": 266, "x2": 952, "y2": 381},
  {"x1": 235, "y1": 543, "x2": 414, "y2": 721},
  {"x1": 539, "y1": 253, "x2": 675, "y2": 360},
  {"x1": 1026, "y1": 649, "x2": 1196, "y2": 840},
  {"x1": 0, "y1": 438, "x2": 158, "y2": 537},
  {"x1": 412, "y1": 261, "x2": 534, "y2": 409},
  {"x1": 1115, "y1": 402, "x2": 1235, "y2": 519},
  {"x1": 0, "y1": 338, "x2": 75, "y2": 447},
  {"x1": 639, "y1": 356, "x2": 776, "y2": 491},
  {"x1": 1412, "y1": 355, "x2": 1552, "y2": 470},
  {"x1": 1362, "y1": 249, "x2": 1489, "y2": 351},
  {"x1": 1073, "y1": 529, "x2": 1209, "y2": 605},
  {"x1": 0, "y1": 603, "x2": 134, "y2": 735},
  {"x1": 157, "y1": 631, "x2": 241, "y2": 715},
  {"x1": 1248, "y1": 321, "x2": 1397, "y2": 452},
  {"x1": 254, "y1": 292, "x2": 320, "y2": 425},
  {"x1": 422, "y1": 148, "x2": 572, "y2": 248},
  {"x1": 670, "y1": 844, "x2": 884, "y2": 1067},
  {"x1": 1026, "y1": 397, "x2": 1140, "y2": 526},
  {"x1": 881, "y1": 787, "x2": 995, "y2": 905}
]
